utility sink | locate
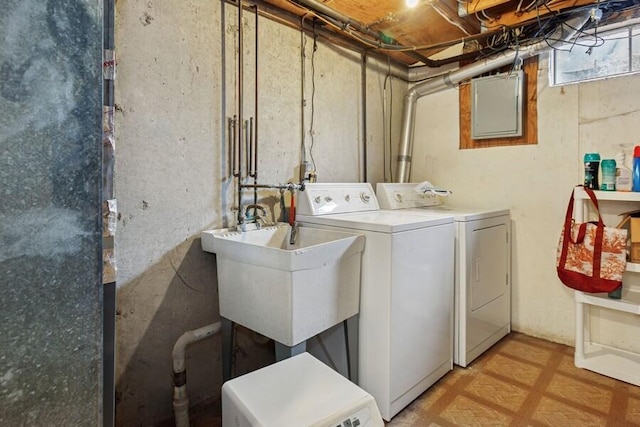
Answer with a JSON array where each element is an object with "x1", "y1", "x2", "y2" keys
[{"x1": 201, "y1": 224, "x2": 365, "y2": 347}]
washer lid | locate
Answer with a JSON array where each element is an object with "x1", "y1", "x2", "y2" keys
[
  {"x1": 409, "y1": 206, "x2": 510, "y2": 222},
  {"x1": 297, "y1": 210, "x2": 453, "y2": 233}
]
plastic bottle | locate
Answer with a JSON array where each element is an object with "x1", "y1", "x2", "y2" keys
[
  {"x1": 615, "y1": 151, "x2": 632, "y2": 191},
  {"x1": 600, "y1": 159, "x2": 616, "y2": 191},
  {"x1": 608, "y1": 284, "x2": 622, "y2": 299},
  {"x1": 633, "y1": 146, "x2": 640, "y2": 192},
  {"x1": 584, "y1": 153, "x2": 600, "y2": 190}
]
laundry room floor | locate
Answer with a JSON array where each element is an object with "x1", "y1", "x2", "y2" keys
[
  {"x1": 187, "y1": 332, "x2": 640, "y2": 426},
  {"x1": 387, "y1": 332, "x2": 640, "y2": 426}
]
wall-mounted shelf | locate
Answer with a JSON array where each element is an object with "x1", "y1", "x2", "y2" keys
[
  {"x1": 574, "y1": 188, "x2": 640, "y2": 202},
  {"x1": 575, "y1": 342, "x2": 640, "y2": 386},
  {"x1": 626, "y1": 262, "x2": 640, "y2": 273},
  {"x1": 573, "y1": 188, "x2": 640, "y2": 386}
]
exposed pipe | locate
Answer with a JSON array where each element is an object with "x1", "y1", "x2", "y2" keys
[
  {"x1": 291, "y1": 0, "x2": 441, "y2": 66},
  {"x1": 242, "y1": 182, "x2": 305, "y2": 191},
  {"x1": 361, "y1": 51, "x2": 368, "y2": 182},
  {"x1": 172, "y1": 322, "x2": 222, "y2": 427},
  {"x1": 256, "y1": 0, "x2": 410, "y2": 80},
  {"x1": 395, "y1": 11, "x2": 592, "y2": 182},
  {"x1": 253, "y1": 4, "x2": 259, "y2": 206},
  {"x1": 300, "y1": 15, "x2": 307, "y2": 179},
  {"x1": 237, "y1": 0, "x2": 245, "y2": 225},
  {"x1": 407, "y1": 61, "x2": 459, "y2": 83}
]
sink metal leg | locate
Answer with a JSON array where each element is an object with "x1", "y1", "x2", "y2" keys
[
  {"x1": 275, "y1": 341, "x2": 306, "y2": 361},
  {"x1": 221, "y1": 318, "x2": 235, "y2": 382},
  {"x1": 345, "y1": 315, "x2": 359, "y2": 383}
]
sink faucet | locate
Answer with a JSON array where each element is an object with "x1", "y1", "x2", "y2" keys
[
  {"x1": 245, "y1": 204, "x2": 267, "y2": 229},
  {"x1": 289, "y1": 222, "x2": 299, "y2": 245}
]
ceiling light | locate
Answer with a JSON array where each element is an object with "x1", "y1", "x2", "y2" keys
[{"x1": 406, "y1": 0, "x2": 419, "y2": 7}]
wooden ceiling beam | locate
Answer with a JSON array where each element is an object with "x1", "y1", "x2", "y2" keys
[
  {"x1": 483, "y1": 0, "x2": 596, "y2": 28},
  {"x1": 459, "y1": 0, "x2": 513, "y2": 17}
]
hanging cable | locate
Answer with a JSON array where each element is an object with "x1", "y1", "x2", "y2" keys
[
  {"x1": 430, "y1": 0, "x2": 472, "y2": 36},
  {"x1": 309, "y1": 21, "x2": 318, "y2": 172},
  {"x1": 300, "y1": 14, "x2": 308, "y2": 175}
]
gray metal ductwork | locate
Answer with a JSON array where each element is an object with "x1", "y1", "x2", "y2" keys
[{"x1": 395, "y1": 11, "x2": 591, "y2": 182}]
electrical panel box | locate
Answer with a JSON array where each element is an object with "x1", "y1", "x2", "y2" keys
[{"x1": 471, "y1": 70, "x2": 524, "y2": 140}]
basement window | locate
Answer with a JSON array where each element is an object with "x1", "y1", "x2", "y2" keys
[{"x1": 550, "y1": 22, "x2": 640, "y2": 86}]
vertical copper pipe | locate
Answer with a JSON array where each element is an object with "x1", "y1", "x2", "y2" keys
[
  {"x1": 237, "y1": 0, "x2": 244, "y2": 223},
  {"x1": 228, "y1": 117, "x2": 234, "y2": 177},
  {"x1": 231, "y1": 115, "x2": 238, "y2": 177},
  {"x1": 253, "y1": 4, "x2": 259, "y2": 206}
]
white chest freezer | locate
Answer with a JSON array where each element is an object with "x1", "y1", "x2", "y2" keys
[{"x1": 222, "y1": 353, "x2": 384, "y2": 427}]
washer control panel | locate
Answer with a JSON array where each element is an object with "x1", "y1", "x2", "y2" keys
[
  {"x1": 332, "y1": 406, "x2": 375, "y2": 427},
  {"x1": 376, "y1": 183, "x2": 442, "y2": 210},
  {"x1": 297, "y1": 183, "x2": 380, "y2": 216}
]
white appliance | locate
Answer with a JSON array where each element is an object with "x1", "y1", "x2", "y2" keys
[
  {"x1": 222, "y1": 352, "x2": 384, "y2": 427},
  {"x1": 377, "y1": 183, "x2": 511, "y2": 368},
  {"x1": 296, "y1": 183, "x2": 454, "y2": 421}
]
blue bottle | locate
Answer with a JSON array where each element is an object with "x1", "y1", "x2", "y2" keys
[{"x1": 633, "y1": 146, "x2": 640, "y2": 192}]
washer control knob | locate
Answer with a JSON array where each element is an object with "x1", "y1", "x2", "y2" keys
[
  {"x1": 345, "y1": 194, "x2": 351, "y2": 202},
  {"x1": 360, "y1": 192, "x2": 371, "y2": 203},
  {"x1": 314, "y1": 196, "x2": 322, "y2": 204},
  {"x1": 394, "y1": 192, "x2": 403, "y2": 202},
  {"x1": 325, "y1": 196, "x2": 333, "y2": 203}
]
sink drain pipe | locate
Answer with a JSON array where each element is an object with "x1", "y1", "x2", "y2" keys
[
  {"x1": 395, "y1": 11, "x2": 591, "y2": 182},
  {"x1": 172, "y1": 322, "x2": 222, "y2": 427}
]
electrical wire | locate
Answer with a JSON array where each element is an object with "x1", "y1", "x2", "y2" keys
[
  {"x1": 429, "y1": 0, "x2": 473, "y2": 36},
  {"x1": 280, "y1": 0, "x2": 637, "y2": 65},
  {"x1": 300, "y1": 14, "x2": 309, "y2": 171},
  {"x1": 309, "y1": 22, "x2": 318, "y2": 172}
]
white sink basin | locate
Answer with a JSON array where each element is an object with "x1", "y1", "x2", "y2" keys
[{"x1": 201, "y1": 224, "x2": 365, "y2": 346}]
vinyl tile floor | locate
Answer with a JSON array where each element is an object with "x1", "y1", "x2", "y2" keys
[{"x1": 190, "y1": 332, "x2": 640, "y2": 426}]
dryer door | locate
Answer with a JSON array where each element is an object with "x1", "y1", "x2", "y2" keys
[{"x1": 469, "y1": 223, "x2": 508, "y2": 310}]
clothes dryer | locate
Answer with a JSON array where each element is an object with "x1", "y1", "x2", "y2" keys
[
  {"x1": 296, "y1": 183, "x2": 454, "y2": 421},
  {"x1": 377, "y1": 183, "x2": 511, "y2": 368}
]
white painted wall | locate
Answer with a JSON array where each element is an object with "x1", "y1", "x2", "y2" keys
[
  {"x1": 114, "y1": 1, "x2": 406, "y2": 425},
  {"x1": 411, "y1": 55, "x2": 640, "y2": 349}
]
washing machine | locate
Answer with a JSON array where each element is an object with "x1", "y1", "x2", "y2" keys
[
  {"x1": 377, "y1": 183, "x2": 511, "y2": 368},
  {"x1": 296, "y1": 183, "x2": 454, "y2": 421}
]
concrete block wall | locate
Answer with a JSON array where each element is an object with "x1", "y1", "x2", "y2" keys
[
  {"x1": 410, "y1": 55, "x2": 640, "y2": 351},
  {"x1": 114, "y1": 1, "x2": 406, "y2": 425}
]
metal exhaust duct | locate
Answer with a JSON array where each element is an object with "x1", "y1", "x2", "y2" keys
[{"x1": 395, "y1": 11, "x2": 592, "y2": 182}]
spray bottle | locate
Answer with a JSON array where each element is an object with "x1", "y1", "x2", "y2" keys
[{"x1": 615, "y1": 151, "x2": 632, "y2": 191}]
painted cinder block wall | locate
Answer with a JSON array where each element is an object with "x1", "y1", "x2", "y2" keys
[
  {"x1": 115, "y1": 1, "x2": 640, "y2": 425},
  {"x1": 411, "y1": 56, "x2": 640, "y2": 352},
  {"x1": 114, "y1": 0, "x2": 406, "y2": 425}
]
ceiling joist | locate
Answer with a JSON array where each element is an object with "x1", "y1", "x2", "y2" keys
[{"x1": 257, "y1": 0, "x2": 640, "y2": 66}]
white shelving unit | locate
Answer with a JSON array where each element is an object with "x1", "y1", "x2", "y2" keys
[{"x1": 573, "y1": 188, "x2": 640, "y2": 386}]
